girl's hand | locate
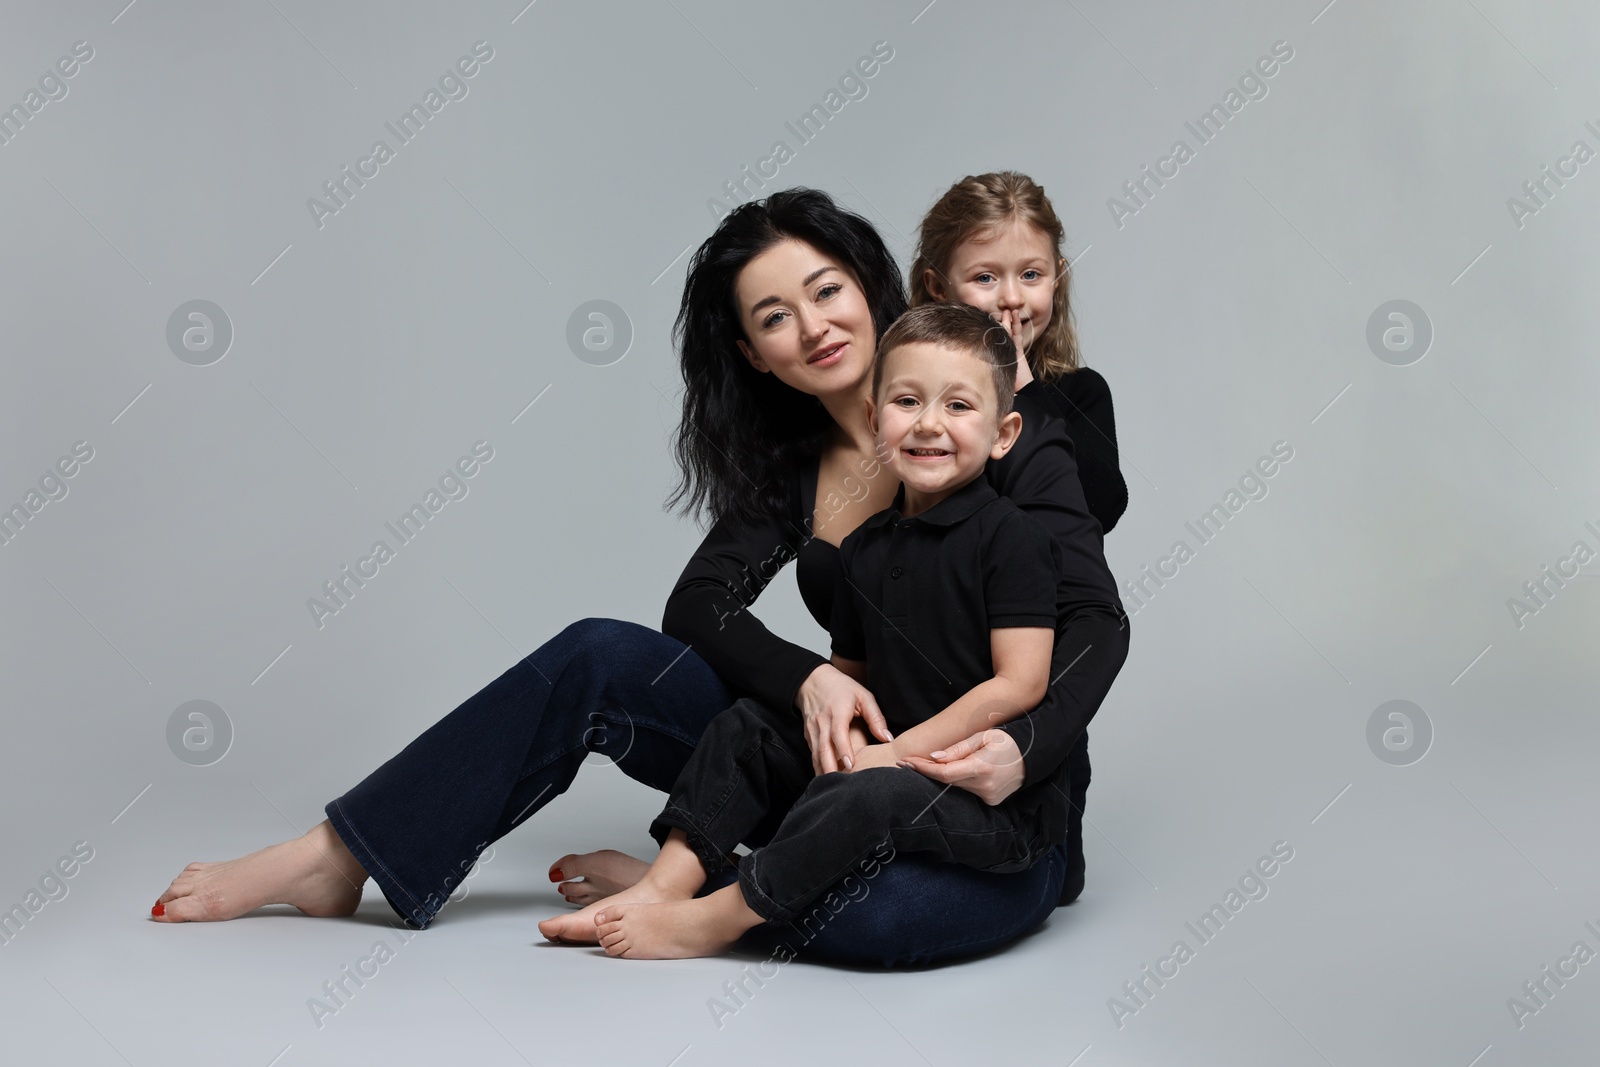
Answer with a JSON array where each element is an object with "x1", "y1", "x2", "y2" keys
[
  {"x1": 796, "y1": 663, "x2": 893, "y2": 775},
  {"x1": 994, "y1": 308, "x2": 1036, "y2": 389},
  {"x1": 897, "y1": 728, "x2": 1027, "y2": 805}
]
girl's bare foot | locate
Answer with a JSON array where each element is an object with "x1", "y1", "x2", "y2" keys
[
  {"x1": 538, "y1": 830, "x2": 706, "y2": 944},
  {"x1": 547, "y1": 849, "x2": 650, "y2": 905},
  {"x1": 595, "y1": 885, "x2": 764, "y2": 960},
  {"x1": 152, "y1": 819, "x2": 368, "y2": 923}
]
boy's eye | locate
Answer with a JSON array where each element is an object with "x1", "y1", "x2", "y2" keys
[
  {"x1": 948, "y1": 400, "x2": 971, "y2": 412},
  {"x1": 894, "y1": 397, "x2": 917, "y2": 407}
]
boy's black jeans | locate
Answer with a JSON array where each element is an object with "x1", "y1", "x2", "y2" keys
[{"x1": 650, "y1": 697, "x2": 1057, "y2": 924}]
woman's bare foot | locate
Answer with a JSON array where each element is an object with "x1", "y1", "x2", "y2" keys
[
  {"x1": 547, "y1": 849, "x2": 651, "y2": 905},
  {"x1": 537, "y1": 830, "x2": 706, "y2": 944},
  {"x1": 152, "y1": 819, "x2": 368, "y2": 923},
  {"x1": 595, "y1": 884, "x2": 764, "y2": 960}
]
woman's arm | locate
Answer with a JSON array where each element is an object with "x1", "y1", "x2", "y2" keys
[
  {"x1": 659, "y1": 498, "x2": 827, "y2": 715},
  {"x1": 661, "y1": 499, "x2": 892, "y2": 774},
  {"x1": 982, "y1": 393, "x2": 1130, "y2": 789}
]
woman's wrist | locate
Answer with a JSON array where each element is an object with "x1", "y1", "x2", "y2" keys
[{"x1": 795, "y1": 663, "x2": 824, "y2": 708}]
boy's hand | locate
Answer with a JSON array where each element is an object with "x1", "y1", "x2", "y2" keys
[
  {"x1": 845, "y1": 737, "x2": 901, "y2": 773},
  {"x1": 845, "y1": 721, "x2": 872, "y2": 758}
]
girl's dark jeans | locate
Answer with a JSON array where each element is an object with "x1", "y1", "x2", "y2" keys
[{"x1": 325, "y1": 618, "x2": 1077, "y2": 966}]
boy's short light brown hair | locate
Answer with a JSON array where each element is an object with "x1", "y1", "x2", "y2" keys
[{"x1": 873, "y1": 302, "x2": 1019, "y2": 420}]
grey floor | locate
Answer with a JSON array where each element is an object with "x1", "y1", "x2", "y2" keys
[{"x1": 6, "y1": 646, "x2": 1597, "y2": 1066}]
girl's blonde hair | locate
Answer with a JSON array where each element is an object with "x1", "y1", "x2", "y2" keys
[{"x1": 909, "y1": 171, "x2": 1081, "y2": 380}]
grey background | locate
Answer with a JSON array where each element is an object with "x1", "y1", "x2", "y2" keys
[{"x1": 3, "y1": 0, "x2": 1597, "y2": 1064}]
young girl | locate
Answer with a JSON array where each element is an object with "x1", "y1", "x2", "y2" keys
[{"x1": 911, "y1": 170, "x2": 1129, "y2": 906}]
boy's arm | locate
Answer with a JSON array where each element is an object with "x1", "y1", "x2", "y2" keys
[{"x1": 883, "y1": 626, "x2": 1054, "y2": 762}]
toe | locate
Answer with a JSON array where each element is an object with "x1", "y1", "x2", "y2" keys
[
  {"x1": 560, "y1": 882, "x2": 600, "y2": 905},
  {"x1": 160, "y1": 895, "x2": 209, "y2": 922},
  {"x1": 549, "y1": 854, "x2": 579, "y2": 882}
]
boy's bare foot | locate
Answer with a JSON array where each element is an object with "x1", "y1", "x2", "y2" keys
[
  {"x1": 152, "y1": 820, "x2": 368, "y2": 923},
  {"x1": 537, "y1": 878, "x2": 682, "y2": 944},
  {"x1": 547, "y1": 849, "x2": 650, "y2": 905},
  {"x1": 538, "y1": 831, "x2": 707, "y2": 944},
  {"x1": 595, "y1": 886, "x2": 763, "y2": 960}
]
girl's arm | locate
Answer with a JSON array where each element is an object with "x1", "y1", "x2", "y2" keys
[{"x1": 1019, "y1": 367, "x2": 1129, "y2": 533}]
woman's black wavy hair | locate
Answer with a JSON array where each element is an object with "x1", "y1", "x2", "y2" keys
[{"x1": 666, "y1": 188, "x2": 908, "y2": 529}]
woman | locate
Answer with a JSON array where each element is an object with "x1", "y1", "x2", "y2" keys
[{"x1": 153, "y1": 189, "x2": 1128, "y2": 966}]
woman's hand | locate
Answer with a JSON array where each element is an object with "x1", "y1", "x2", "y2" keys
[
  {"x1": 796, "y1": 663, "x2": 893, "y2": 775},
  {"x1": 897, "y1": 728, "x2": 1027, "y2": 805}
]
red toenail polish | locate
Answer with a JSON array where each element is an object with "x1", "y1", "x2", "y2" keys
[
  {"x1": 550, "y1": 868, "x2": 564, "y2": 882},
  {"x1": 151, "y1": 902, "x2": 165, "y2": 917}
]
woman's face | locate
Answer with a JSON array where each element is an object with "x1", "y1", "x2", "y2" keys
[{"x1": 733, "y1": 238, "x2": 877, "y2": 398}]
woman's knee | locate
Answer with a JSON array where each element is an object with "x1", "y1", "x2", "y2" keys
[{"x1": 553, "y1": 616, "x2": 648, "y2": 656}]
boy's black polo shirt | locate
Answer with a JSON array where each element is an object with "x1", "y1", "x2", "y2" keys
[{"x1": 829, "y1": 474, "x2": 1063, "y2": 735}]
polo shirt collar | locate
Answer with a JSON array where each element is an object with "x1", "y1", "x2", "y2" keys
[{"x1": 866, "y1": 475, "x2": 998, "y2": 529}]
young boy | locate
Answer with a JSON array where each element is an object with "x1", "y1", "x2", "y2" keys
[{"x1": 541, "y1": 303, "x2": 1065, "y2": 959}]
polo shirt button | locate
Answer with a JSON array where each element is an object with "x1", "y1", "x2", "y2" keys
[{"x1": 890, "y1": 566, "x2": 904, "y2": 579}]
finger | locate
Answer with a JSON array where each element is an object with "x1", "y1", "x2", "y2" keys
[
  {"x1": 807, "y1": 718, "x2": 834, "y2": 775},
  {"x1": 929, "y1": 733, "x2": 982, "y2": 762},
  {"x1": 832, "y1": 718, "x2": 854, "y2": 771},
  {"x1": 859, "y1": 695, "x2": 893, "y2": 742},
  {"x1": 899, "y1": 755, "x2": 956, "y2": 782},
  {"x1": 817, "y1": 724, "x2": 839, "y2": 774}
]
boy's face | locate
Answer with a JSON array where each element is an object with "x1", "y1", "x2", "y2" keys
[{"x1": 868, "y1": 341, "x2": 1023, "y2": 500}]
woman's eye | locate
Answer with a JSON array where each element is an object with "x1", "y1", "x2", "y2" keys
[
  {"x1": 761, "y1": 309, "x2": 787, "y2": 329},
  {"x1": 817, "y1": 282, "x2": 842, "y2": 300}
]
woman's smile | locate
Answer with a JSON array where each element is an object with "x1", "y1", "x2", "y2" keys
[{"x1": 807, "y1": 342, "x2": 847, "y2": 366}]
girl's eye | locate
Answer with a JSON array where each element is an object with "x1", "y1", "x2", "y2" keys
[
  {"x1": 1022, "y1": 269, "x2": 1042, "y2": 281},
  {"x1": 974, "y1": 272, "x2": 996, "y2": 285}
]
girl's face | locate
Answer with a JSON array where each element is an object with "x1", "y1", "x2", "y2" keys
[
  {"x1": 734, "y1": 238, "x2": 876, "y2": 398},
  {"x1": 925, "y1": 220, "x2": 1061, "y2": 354}
]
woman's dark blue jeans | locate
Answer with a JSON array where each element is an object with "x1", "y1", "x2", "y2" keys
[{"x1": 325, "y1": 617, "x2": 1066, "y2": 966}]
